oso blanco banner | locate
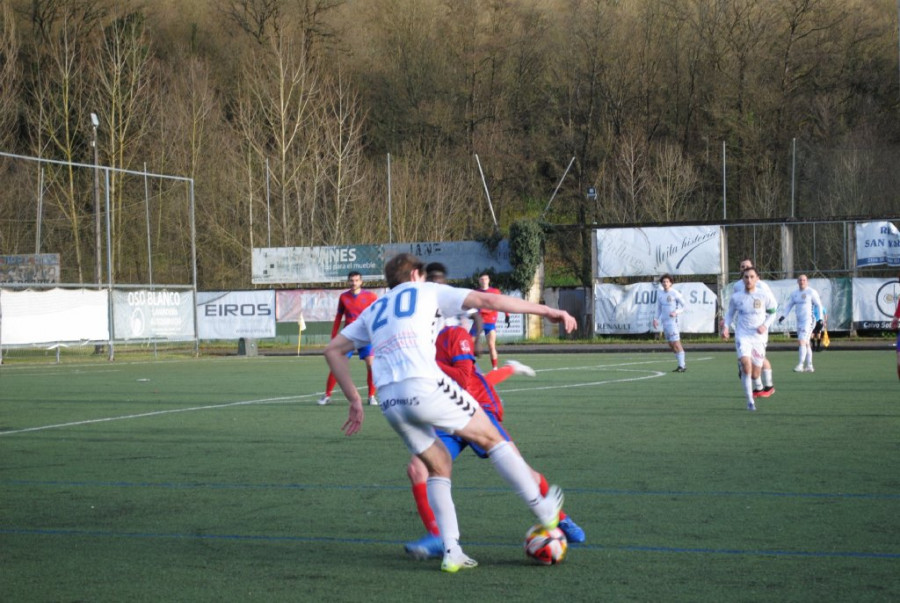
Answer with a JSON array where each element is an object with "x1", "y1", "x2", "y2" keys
[
  {"x1": 197, "y1": 291, "x2": 275, "y2": 339},
  {"x1": 594, "y1": 226, "x2": 721, "y2": 277},
  {"x1": 112, "y1": 290, "x2": 195, "y2": 340},
  {"x1": 0, "y1": 288, "x2": 108, "y2": 344},
  {"x1": 593, "y1": 282, "x2": 717, "y2": 334},
  {"x1": 855, "y1": 221, "x2": 900, "y2": 267},
  {"x1": 852, "y1": 278, "x2": 900, "y2": 330}
]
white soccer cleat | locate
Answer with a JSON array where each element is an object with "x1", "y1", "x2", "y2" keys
[
  {"x1": 440, "y1": 551, "x2": 478, "y2": 573},
  {"x1": 505, "y1": 359, "x2": 536, "y2": 377},
  {"x1": 317, "y1": 395, "x2": 331, "y2": 406},
  {"x1": 747, "y1": 401, "x2": 756, "y2": 411},
  {"x1": 368, "y1": 396, "x2": 379, "y2": 406},
  {"x1": 793, "y1": 364, "x2": 804, "y2": 372},
  {"x1": 805, "y1": 365, "x2": 815, "y2": 373},
  {"x1": 537, "y1": 484, "x2": 565, "y2": 530}
]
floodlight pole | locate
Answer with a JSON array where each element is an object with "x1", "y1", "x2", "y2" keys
[
  {"x1": 91, "y1": 112, "x2": 101, "y2": 284},
  {"x1": 474, "y1": 154, "x2": 499, "y2": 230}
]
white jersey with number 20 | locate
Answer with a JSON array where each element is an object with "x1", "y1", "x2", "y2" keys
[{"x1": 340, "y1": 281, "x2": 472, "y2": 388}]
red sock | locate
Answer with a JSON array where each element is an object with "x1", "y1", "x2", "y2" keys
[
  {"x1": 367, "y1": 367, "x2": 376, "y2": 397},
  {"x1": 484, "y1": 365, "x2": 514, "y2": 386},
  {"x1": 412, "y1": 482, "x2": 440, "y2": 535},
  {"x1": 491, "y1": 357, "x2": 498, "y2": 370},
  {"x1": 324, "y1": 373, "x2": 337, "y2": 396},
  {"x1": 537, "y1": 473, "x2": 567, "y2": 521}
]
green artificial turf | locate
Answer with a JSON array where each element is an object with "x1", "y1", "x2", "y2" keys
[{"x1": 1, "y1": 350, "x2": 898, "y2": 601}]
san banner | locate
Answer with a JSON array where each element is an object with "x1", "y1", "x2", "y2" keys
[
  {"x1": 593, "y1": 282, "x2": 717, "y2": 334},
  {"x1": 855, "y1": 221, "x2": 900, "y2": 267},
  {"x1": 112, "y1": 289, "x2": 195, "y2": 340},
  {"x1": 197, "y1": 290, "x2": 275, "y2": 339},
  {"x1": 594, "y1": 226, "x2": 721, "y2": 277}
]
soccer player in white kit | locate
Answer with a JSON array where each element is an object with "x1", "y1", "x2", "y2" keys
[
  {"x1": 653, "y1": 274, "x2": 687, "y2": 372},
  {"x1": 324, "y1": 253, "x2": 575, "y2": 573},
  {"x1": 777, "y1": 274, "x2": 824, "y2": 373},
  {"x1": 722, "y1": 267, "x2": 778, "y2": 411},
  {"x1": 725, "y1": 258, "x2": 777, "y2": 397}
]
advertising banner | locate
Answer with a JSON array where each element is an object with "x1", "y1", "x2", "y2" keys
[
  {"x1": 0, "y1": 254, "x2": 60, "y2": 284},
  {"x1": 253, "y1": 240, "x2": 512, "y2": 285},
  {"x1": 0, "y1": 288, "x2": 108, "y2": 344},
  {"x1": 197, "y1": 291, "x2": 275, "y2": 339},
  {"x1": 275, "y1": 288, "x2": 388, "y2": 323},
  {"x1": 852, "y1": 278, "x2": 900, "y2": 330},
  {"x1": 594, "y1": 226, "x2": 721, "y2": 277},
  {"x1": 112, "y1": 289, "x2": 195, "y2": 340},
  {"x1": 593, "y1": 282, "x2": 717, "y2": 334},
  {"x1": 722, "y1": 278, "x2": 851, "y2": 333},
  {"x1": 855, "y1": 221, "x2": 900, "y2": 267}
]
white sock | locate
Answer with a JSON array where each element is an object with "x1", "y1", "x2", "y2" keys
[
  {"x1": 676, "y1": 351, "x2": 685, "y2": 368},
  {"x1": 753, "y1": 377, "x2": 763, "y2": 391},
  {"x1": 489, "y1": 441, "x2": 542, "y2": 509},
  {"x1": 426, "y1": 476, "x2": 459, "y2": 554},
  {"x1": 762, "y1": 368, "x2": 773, "y2": 388},
  {"x1": 806, "y1": 347, "x2": 813, "y2": 366},
  {"x1": 798, "y1": 347, "x2": 806, "y2": 365},
  {"x1": 742, "y1": 374, "x2": 754, "y2": 403}
]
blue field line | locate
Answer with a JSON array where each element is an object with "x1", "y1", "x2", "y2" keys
[
  {"x1": 2, "y1": 479, "x2": 899, "y2": 500},
  {"x1": 2, "y1": 527, "x2": 898, "y2": 560}
]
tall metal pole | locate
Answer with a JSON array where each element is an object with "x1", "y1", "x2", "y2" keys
[
  {"x1": 388, "y1": 153, "x2": 392, "y2": 244},
  {"x1": 474, "y1": 154, "x2": 499, "y2": 230},
  {"x1": 722, "y1": 141, "x2": 727, "y2": 220},
  {"x1": 35, "y1": 168, "x2": 44, "y2": 254},
  {"x1": 91, "y1": 113, "x2": 101, "y2": 284},
  {"x1": 791, "y1": 138, "x2": 797, "y2": 218}
]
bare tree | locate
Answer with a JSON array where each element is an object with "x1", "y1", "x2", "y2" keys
[{"x1": 646, "y1": 141, "x2": 698, "y2": 222}]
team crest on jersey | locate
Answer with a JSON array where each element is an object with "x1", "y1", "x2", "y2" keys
[
  {"x1": 753, "y1": 299, "x2": 762, "y2": 309},
  {"x1": 460, "y1": 340, "x2": 472, "y2": 353}
]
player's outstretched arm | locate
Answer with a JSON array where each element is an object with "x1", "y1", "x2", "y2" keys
[
  {"x1": 324, "y1": 334, "x2": 364, "y2": 436},
  {"x1": 463, "y1": 290, "x2": 577, "y2": 333}
]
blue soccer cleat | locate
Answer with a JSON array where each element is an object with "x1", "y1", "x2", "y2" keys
[
  {"x1": 558, "y1": 516, "x2": 586, "y2": 543},
  {"x1": 404, "y1": 533, "x2": 443, "y2": 560}
]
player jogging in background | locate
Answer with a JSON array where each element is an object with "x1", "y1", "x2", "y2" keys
[
  {"x1": 722, "y1": 267, "x2": 778, "y2": 411},
  {"x1": 653, "y1": 274, "x2": 687, "y2": 372},
  {"x1": 725, "y1": 258, "x2": 777, "y2": 398},
  {"x1": 318, "y1": 271, "x2": 379, "y2": 406},
  {"x1": 474, "y1": 272, "x2": 502, "y2": 370},
  {"x1": 891, "y1": 271, "x2": 900, "y2": 382},
  {"x1": 403, "y1": 264, "x2": 585, "y2": 561},
  {"x1": 778, "y1": 274, "x2": 824, "y2": 373},
  {"x1": 325, "y1": 253, "x2": 574, "y2": 573}
]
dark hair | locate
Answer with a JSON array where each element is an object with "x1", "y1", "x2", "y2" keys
[
  {"x1": 425, "y1": 262, "x2": 447, "y2": 283},
  {"x1": 348, "y1": 271, "x2": 361, "y2": 279},
  {"x1": 659, "y1": 273, "x2": 673, "y2": 284},
  {"x1": 478, "y1": 271, "x2": 490, "y2": 278},
  {"x1": 384, "y1": 253, "x2": 424, "y2": 288}
]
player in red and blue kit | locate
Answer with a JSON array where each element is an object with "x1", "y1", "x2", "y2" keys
[
  {"x1": 403, "y1": 265, "x2": 585, "y2": 560},
  {"x1": 474, "y1": 272, "x2": 502, "y2": 370},
  {"x1": 318, "y1": 271, "x2": 379, "y2": 406}
]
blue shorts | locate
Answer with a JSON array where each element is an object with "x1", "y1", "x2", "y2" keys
[
  {"x1": 346, "y1": 344, "x2": 373, "y2": 360},
  {"x1": 437, "y1": 409, "x2": 509, "y2": 459},
  {"x1": 482, "y1": 323, "x2": 497, "y2": 333}
]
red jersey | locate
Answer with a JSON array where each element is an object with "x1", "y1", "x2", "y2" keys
[
  {"x1": 435, "y1": 325, "x2": 504, "y2": 421},
  {"x1": 332, "y1": 289, "x2": 378, "y2": 337},
  {"x1": 477, "y1": 286, "x2": 501, "y2": 325}
]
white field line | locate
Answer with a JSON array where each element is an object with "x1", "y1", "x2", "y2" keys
[{"x1": 1, "y1": 357, "x2": 712, "y2": 436}]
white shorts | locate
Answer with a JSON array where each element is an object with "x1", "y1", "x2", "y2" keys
[
  {"x1": 661, "y1": 320, "x2": 680, "y2": 343},
  {"x1": 735, "y1": 337, "x2": 767, "y2": 367},
  {"x1": 377, "y1": 376, "x2": 479, "y2": 455},
  {"x1": 795, "y1": 318, "x2": 813, "y2": 342}
]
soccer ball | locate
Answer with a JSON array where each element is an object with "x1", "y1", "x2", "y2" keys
[{"x1": 524, "y1": 524, "x2": 568, "y2": 565}]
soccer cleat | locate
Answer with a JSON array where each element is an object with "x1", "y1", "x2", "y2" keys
[
  {"x1": 793, "y1": 364, "x2": 804, "y2": 372},
  {"x1": 752, "y1": 389, "x2": 764, "y2": 398},
  {"x1": 558, "y1": 516, "x2": 586, "y2": 543},
  {"x1": 505, "y1": 359, "x2": 536, "y2": 377},
  {"x1": 538, "y1": 485, "x2": 565, "y2": 530},
  {"x1": 441, "y1": 551, "x2": 478, "y2": 573},
  {"x1": 759, "y1": 386, "x2": 775, "y2": 398},
  {"x1": 368, "y1": 396, "x2": 379, "y2": 406},
  {"x1": 747, "y1": 401, "x2": 756, "y2": 411},
  {"x1": 673, "y1": 366, "x2": 686, "y2": 373},
  {"x1": 317, "y1": 395, "x2": 331, "y2": 406},
  {"x1": 404, "y1": 533, "x2": 443, "y2": 560},
  {"x1": 805, "y1": 365, "x2": 815, "y2": 373}
]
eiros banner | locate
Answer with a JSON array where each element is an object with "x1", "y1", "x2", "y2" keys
[
  {"x1": 594, "y1": 226, "x2": 721, "y2": 277},
  {"x1": 197, "y1": 290, "x2": 275, "y2": 339},
  {"x1": 855, "y1": 221, "x2": 900, "y2": 267}
]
